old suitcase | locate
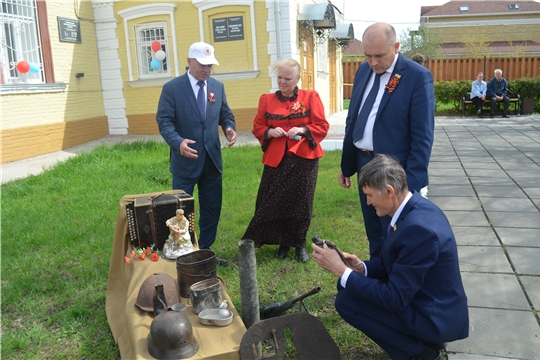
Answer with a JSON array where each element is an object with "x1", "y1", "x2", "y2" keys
[{"x1": 126, "y1": 191, "x2": 196, "y2": 250}]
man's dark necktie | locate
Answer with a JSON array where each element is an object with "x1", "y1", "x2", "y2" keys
[
  {"x1": 197, "y1": 81, "x2": 206, "y2": 120},
  {"x1": 387, "y1": 223, "x2": 393, "y2": 236},
  {"x1": 353, "y1": 73, "x2": 383, "y2": 143}
]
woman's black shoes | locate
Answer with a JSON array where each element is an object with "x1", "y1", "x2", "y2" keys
[
  {"x1": 276, "y1": 245, "x2": 290, "y2": 259},
  {"x1": 276, "y1": 245, "x2": 309, "y2": 262},
  {"x1": 296, "y1": 246, "x2": 309, "y2": 262}
]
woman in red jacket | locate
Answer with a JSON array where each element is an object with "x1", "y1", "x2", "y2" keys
[{"x1": 242, "y1": 58, "x2": 329, "y2": 262}]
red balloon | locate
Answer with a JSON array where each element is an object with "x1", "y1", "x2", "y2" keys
[
  {"x1": 151, "y1": 41, "x2": 161, "y2": 52},
  {"x1": 16, "y1": 60, "x2": 30, "y2": 73}
]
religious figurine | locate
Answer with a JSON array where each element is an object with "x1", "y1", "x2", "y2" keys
[{"x1": 162, "y1": 209, "x2": 194, "y2": 259}]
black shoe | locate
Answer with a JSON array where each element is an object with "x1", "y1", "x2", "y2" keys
[
  {"x1": 477, "y1": 109, "x2": 482, "y2": 115},
  {"x1": 490, "y1": 114, "x2": 494, "y2": 118},
  {"x1": 408, "y1": 350, "x2": 442, "y2": 360},
  {"x1": 295, "y1": 246, "x2": 309, "y2": 262},
  {"x1": 216, "y1": 257, "x2": 229, "y2": 267},
  {"x1": 502, "y1": 114, "x2": 510, "y2": 118},
  {"x1": 423, "y1": 341, "x2": 447, "y2": 351},
  {"x1": 276, "y1": 245, "x2": 290, "y2": 259}
]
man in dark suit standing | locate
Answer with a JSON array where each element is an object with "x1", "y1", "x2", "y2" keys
[
  {"x1": 313, "y1": 154, "x2": 469, "y2": 360},
  {"x1": 340, "y1": 22, "x2": 435, "y2": 260},
  {"x1": 156, "y1": 42, "x2": 237, "y2": 266}
]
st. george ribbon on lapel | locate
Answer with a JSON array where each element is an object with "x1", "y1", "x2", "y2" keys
[
  {"x1": 197, "y1": 80, "x2": 206, "y2": 120},
  {"x1": 353, "y1": 73, "x2": 383, "y2": 143}
]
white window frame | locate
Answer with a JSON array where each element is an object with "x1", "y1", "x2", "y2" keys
[
  {"x1": 118, "y1": 3, "x2": 179, "y2": 83},
  {"x1": 134, "y1": 22, "x2": 170, "y2": 79},
  {"x1": 0, "y1": 0, "x2": 44, "y2": 84}
]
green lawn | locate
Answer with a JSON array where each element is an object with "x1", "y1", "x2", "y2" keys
[{"x1": 1, "y1": 141, "x2": 388, "y2": 359}]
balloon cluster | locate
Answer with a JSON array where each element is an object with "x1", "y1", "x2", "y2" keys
[
  {"x1": 150, "y1": 41, "x2": 166, "y2": 70},
  {"x1": 16, "y1": 60, "x2": 40, "y2": 74}
]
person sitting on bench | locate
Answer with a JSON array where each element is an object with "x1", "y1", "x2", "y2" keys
[
  {"x1": 487, "y1": 69, "x2": 510, "y2": 118},
  {"x1": 470, "y1": 72, "x2": 487, "y2": 117}
]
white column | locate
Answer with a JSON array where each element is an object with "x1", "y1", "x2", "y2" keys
[{"x1": 92, "y1": 0, "x2": 128, "y2": 135}]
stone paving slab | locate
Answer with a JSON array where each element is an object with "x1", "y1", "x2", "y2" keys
[
  {"x1": 459, "y1": 158, "x2": 498, "y2": 166},
  {"x1": 427, "y1": 168, "x2": 468, "y2": 178},
  {"x1": 430, "y1": 197, "x2": 481, "y2": 211},
  {"x1": 513, "y1": 178, "x2": 540, "y2": 187},
  {"x1": 474, "y1": 186, "x2": 528, "y2": 198},
  {"x1": 486, "y1": 211, "x2": 540, "y2": 228},
  {"x1": 445, "y1": 211, "x2": 489, "y2": 227},
  {"x1": 480, "y1": 198, "x2": 539, "y2": 213},
  {"x1": 505, "y1": 247, "x2": 540, "y2": 275},
  {"x1": 428, "y1": 162, "x2": 463, "y2": 169},
  {"x1": 522, "y1": 187, "x2": 540, "y2": 198},
  {"x1": 428, "y1": 185, "x2": 476, "y2": 197},
  {"x1": 504, "y1": 171, "x2": 540, "y2": 181},
  {"x1": 458, "y1": 246, "x2": 513, "y2": 273},
  {"x1": 464, "y1": 169, "x2": 510, "y2": 178},
  {"x1": 447, "y1": 307, "x2": 540, "y2": 359},
  {"x1": 460, "y1": 273, "x2": 530, "y2": 310},
  {"x1": 496, "y1": 228, "x2": 540, "y2": 247},
  {"x1": 429, "y1": 176, "x2": 471, "y2": 186},
  {"x1": 460, "y1": 162, "x2": 504, "y2": 170},
  {"x1": 519, "y1": 276, "x2": 540, "y2": 311},
  {"x1": 467, "y1": 177, "x2": 516, "y2": 186},
  {"x1": 453, "y1": 227, "x2": 499, "y2": 246},
  {"x1": 497, "y1": 161, "x2": 540, "y2": 170}
]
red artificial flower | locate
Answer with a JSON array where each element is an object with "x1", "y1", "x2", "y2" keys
[
  {"x1": 139, "y1": 253, "x2": 146, "y2": 261},
  {"x1": 150, "y1": 252, "x2": 159, "y2": 262},
  {"x1": 208, "y1": 91, "x2": 215, "y2": 103},
  {"x1": 145, "y1": 246, "x2": 151, "y2": 255},
  {"x1": 124, "y1": 256, "x2": 131, "y2": 265},
  {"x1": 131, "y1": 250, "x2": 136, "y2": 259}
]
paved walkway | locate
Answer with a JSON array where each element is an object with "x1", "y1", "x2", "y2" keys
[{"x1": 2, "y1": 112, "x2": 540, "y2": 359}]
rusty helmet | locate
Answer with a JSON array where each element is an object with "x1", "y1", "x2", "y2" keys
[
  {"x1": 147, "y1": 311, "x2": 199, "y2": 359},
  {"x1": 136, "y1": 273, "x2": 180, "y2": 313}
]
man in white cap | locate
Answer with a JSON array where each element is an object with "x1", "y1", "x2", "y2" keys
[{"x1": 156, "y1": 41, "x2": 237, "y2": 266}]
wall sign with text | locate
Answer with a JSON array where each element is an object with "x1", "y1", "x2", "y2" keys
[
  {"x1": 213, "y1": 16, "x2": 244, "y2": 42},
  {"x1": 57, "y1": 17, "x2": 82, "y2": 43}
]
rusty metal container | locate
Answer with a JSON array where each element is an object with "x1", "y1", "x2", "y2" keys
[{"x1": 176, "y1": 249, "x2": 217, "y2": 298}]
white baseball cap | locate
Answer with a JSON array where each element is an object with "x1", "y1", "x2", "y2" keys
[{"x1": 188, "y1": 42, "x2": 219, "y2": 66}]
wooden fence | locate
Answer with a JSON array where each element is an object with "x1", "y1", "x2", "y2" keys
[{"x1": 343, "y1": 56, "x2": 540, "y2": 99}]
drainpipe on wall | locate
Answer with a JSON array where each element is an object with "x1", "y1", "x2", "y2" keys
[
  {"x1": 274, "y1": 0, "x2": 282, "y2": 60},
  {"x1": 92, "y1": 0, "x2": 128, "y2": 135}
]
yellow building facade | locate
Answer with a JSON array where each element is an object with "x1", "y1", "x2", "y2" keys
[{"x1": 1, "y1": 0, "x2": 347, "y2": 164}]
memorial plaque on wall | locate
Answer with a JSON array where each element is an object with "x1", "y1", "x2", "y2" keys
[
  {"x1": 57, "y1": 17, "x2": 82, "y2": 43},
  {"x1": 213, "y1": 16, "x2": 244, "y2": 42}
]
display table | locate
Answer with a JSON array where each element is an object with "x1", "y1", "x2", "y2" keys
[{"x1": 106, "y1": 190, "x2": 246, "y2": 359}]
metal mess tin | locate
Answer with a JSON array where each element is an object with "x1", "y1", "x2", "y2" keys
[{"x1": 198, "y1": 308, "x2": 233, "y2": 327}]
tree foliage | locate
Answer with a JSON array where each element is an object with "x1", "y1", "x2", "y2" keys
[
  {"x1": 398, "y1": 25, "x2": 442, "y2": 60},
  {"x1": 460, "y1": 28, "x2": 492, "y2": 58}
]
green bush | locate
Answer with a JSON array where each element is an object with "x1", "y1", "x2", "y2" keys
[
  {"x1": 433, "y1": 80, "x2": 470, "y2": 111},
  {"x1": 510, "y1": 77, "x2": 540, "y2": 112}
]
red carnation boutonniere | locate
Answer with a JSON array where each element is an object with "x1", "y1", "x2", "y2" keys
[
  {"x1": 208, "y1": 91, "x2": 215, "y2": 103},
  {"x1": 385, "y1": 74, "x2": 401, "y2": 93}
]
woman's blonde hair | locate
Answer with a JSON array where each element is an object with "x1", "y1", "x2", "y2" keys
[{"x1": 271, "y1": 58, "x2": 302, "y2": 77}]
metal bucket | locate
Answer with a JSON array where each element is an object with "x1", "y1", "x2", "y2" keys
[
  {"x1": 189, "y1": 278, "x2": 222, "y2": 314},
  {"x1": 176, "y1": 249, "x2": 217, "y2": 298}
]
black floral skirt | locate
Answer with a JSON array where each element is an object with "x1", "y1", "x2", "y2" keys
[{"x1": 242, "y1": 152, "x2": 319, "y2": 248}]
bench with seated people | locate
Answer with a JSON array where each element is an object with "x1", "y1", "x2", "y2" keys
[{"x1": 462, "y1": 90, "x2": 520, "y2": 117}]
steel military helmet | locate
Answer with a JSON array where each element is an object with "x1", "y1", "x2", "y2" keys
[
  {"x1": 136, "y1": 273, "x2": 180, "y2": 312},
  {"x1": 147, "y1": 311, "x2": 199, "y2": 359}
]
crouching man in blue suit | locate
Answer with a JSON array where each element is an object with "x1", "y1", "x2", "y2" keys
[{"x1": 312, "y1": 154, "x2": 469, "y2": 360}]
